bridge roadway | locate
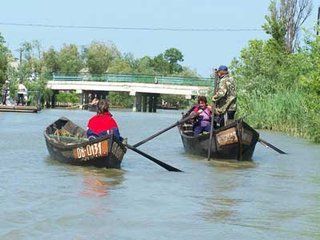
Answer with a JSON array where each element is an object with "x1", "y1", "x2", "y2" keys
[{"x1": 47, "y1": 74, "x2": 212, "y2": 112}]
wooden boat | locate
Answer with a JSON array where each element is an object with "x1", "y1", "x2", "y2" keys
[
  {"x1": 44, "y1": 117, "x2": 126, "y2": 168},
  {"x1": 0, "y1": 105, "x2": 40, "y2": 113},
  {"x1": 179, "y1": 119, "x2": 259, "y2": 161},
  {"x1": 87, "y1": 104, "x2": 97, "y2": 112}
]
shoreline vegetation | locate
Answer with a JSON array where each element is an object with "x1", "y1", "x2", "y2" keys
[{"x1": 0, "y1": 0, "x2": 319, "y2": 143}]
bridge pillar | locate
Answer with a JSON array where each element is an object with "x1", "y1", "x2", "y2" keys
[
  {"x1": 148, "y1": 95, "x2": 153, "y2": 112},
  {"x1": 136, "y1": 93, "x2": 142, "y2": 112},
  {"x1": 51, "y1": 90, "x2": 58, "y2": 108},
  {"x1": 142, "y1": 94, "x2": 148, "y2": 112},
  {"x1": 148, "y1": 94, "x2": 159, "y2": 112},
  {"x1": 131, "y1": 91, "x2": 142, "y2": 112}
]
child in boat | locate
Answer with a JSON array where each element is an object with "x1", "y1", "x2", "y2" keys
[{"x1": 86, "y1": 99, "x2": 122, "y2": 141}]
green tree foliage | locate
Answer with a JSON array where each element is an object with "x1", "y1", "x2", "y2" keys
[
  {"x1": 107, "y1": 92, "x2": 133, "y2": 108},
  {"x1": 108, "y1": 58, "x2": 133, "y2": 74},
  {"x1": 135, "y1": 56, "x2": 155, "y2": 75},
  {"x1": 19, "y1": 41, "x2": 43, "y2": 78},
  {"x1": 262, "y1": 0, "x2": 312, "y2": 53},
  {"x1": 262, "y1": 1, "x2": 287, "y2": 51},
  {"x1": 56, "y1": 91, "x2": 79, "y2": 105},
  {"x1": 43, "y1": 48, "x2": 60, "y2": 74},
  {"x1": 58, "y1": 44, "x2": 83, "y2": 74},
  {"x1": 149, "y1": 48, "x2": 184, "y2": 75},
  {"x1": 84, "y1": 42, "x2": 120, "y2": 74},
  {"x1": 231, "y1": 0, "x2": 319, "y2": 142},
  {"x1": 164, "y1": 48, "x2": 184, "y2": 73},
  {"x1": 151, "y1": 53, "x2": 171, "y2": 74},
  {"x1": 0, "y1": 33, "x2": 10, "y2": 86}
]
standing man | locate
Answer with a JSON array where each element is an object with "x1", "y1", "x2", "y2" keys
[
  {"x1": 1, "y1": 80, "x2": 9, "y2": 105},
  {"x1": 17, "y1": 81, "x2": 28, "y2": 106},
  {"x1": 212, "y1": 65, "x2": 237, "y2": 127}
]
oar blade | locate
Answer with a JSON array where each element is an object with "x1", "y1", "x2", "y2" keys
[
  {"x1": 258, "y1": 138, "x2": 287, "y2": 154},
  {"x1": 125, "y1": 144, "x2": 183, "y2": 172}
]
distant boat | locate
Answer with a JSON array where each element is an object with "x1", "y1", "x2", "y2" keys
[
  {"x1": 44, "y1": 117, "x2": 126, "y2": 168},
  {"x1": 179, "y1": 119, "x2": 259, "y2": 161},
  {"x1": 0, "y1": 105, "x2": 40, "y2": 113},
  {"x1": 87, "y1": 104, "x2": 97, "y2": 112}
]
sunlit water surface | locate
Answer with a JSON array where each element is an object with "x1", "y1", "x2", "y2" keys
[{"x1": 0, "y1": 109, "x2": 319, "y2": 240}]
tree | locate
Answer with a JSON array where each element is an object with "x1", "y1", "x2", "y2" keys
[
  {"x1": 18, "y1": 41, "x2": 43, "y2": 81},
  {"x1": 108, "y1": 58, "x2": 133, "y2": 74},
  {"x1": 136, "y1": 56, "x2": 155, "y2": 75},
  {"x1": 58, "y1": 44, "x2": 83, "y2": 75},
  {"x1": 43, "y1": 48, "x2": 60, "y2": 74},
  {"x1": 263, "y1": 0, "x2": 313, "y2": 53},
  {"x1": 164, "y1": 48, "x2": 184, "y2": 73},
  {"x1": 151, "y1": 53, "x2": 170, "y2": 75},
  {"x1": 0, "y1": 33, "x2": 9, "y2": 86},
  {"x1": 84, "y1": 42, "x2": 120, "y2": 74}
]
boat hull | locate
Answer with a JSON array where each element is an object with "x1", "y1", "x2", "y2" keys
[
  {"x1": 0, "y1": 105, "x2": 40, "y2": 113},
  {"x1": 44, "y1": 117, "x2": 126, "y2": 168},
  {"x1": 179, "y1": 120, "x2": 259, "y2": 161}
]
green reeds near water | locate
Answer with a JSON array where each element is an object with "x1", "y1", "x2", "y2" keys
[{"x1": 238, "y1": 90, "x2": 320, "y2": 143}]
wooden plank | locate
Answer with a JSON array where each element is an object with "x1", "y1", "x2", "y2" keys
[{"x1": 216, "y1": 127, "x2": 238, "y2": 146}]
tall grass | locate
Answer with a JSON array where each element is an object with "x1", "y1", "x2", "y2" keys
[{"x1": 238, "y1": 89, "x2": 320, "y2": 143}]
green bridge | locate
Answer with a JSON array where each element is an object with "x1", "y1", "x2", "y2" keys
[
  {"x1": 53, "y1": 73, "x2": 213, "y2": 87},
  {"x1": 49, "y1": 73, "x2": 213, "y2": 112}
]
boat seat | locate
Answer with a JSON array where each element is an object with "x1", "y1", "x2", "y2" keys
[
  {"x1": 49, "y1": 134, "x2": 88, "y2": 144},
  {"x1": 62, "y1": 121, "x2": 86, "y2": 138},
  {"x1": 183, "y1": 130, "x2": 194, "y2": 136},
  {"x1": 182, "y1": 123, "x2": 193, "y2": 131}
]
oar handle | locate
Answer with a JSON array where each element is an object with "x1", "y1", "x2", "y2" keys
[{"x1": 132, "y1": 114, "x2": 195, "y2": 148}]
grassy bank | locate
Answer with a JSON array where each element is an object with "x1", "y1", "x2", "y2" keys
[{"x1": 238, "y1": 89, "x2": 320, "y2": 143}]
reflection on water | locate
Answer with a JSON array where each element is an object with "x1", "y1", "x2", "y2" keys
[
  {"x1": 209, "y1": 159, "x2": 257, "y2": 169},
  {"x1": 80, "y1": 169, "x2": 124, "y2": 198},
  {"x1": 46, "y1": 156, "x2": 125, "y2": 198}
]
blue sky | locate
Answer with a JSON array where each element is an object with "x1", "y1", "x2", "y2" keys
[{"x1": 0, "y1": 0, "x2": 318, "y2": 77}]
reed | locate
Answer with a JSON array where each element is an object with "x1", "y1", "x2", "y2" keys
[{"x1": 238, "y1": 89, "x2": 320, "y2": 143}]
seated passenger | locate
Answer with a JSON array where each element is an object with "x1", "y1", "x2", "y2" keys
[
  {"x1": 90, "y1": 95, "x2": 99, "y2": 106},
  {"x1": 192, "y1": 96, "x2": 212, "y2": 135},
  {"x1": 86, "y1": 99, "x2": 122, "y2": 141}
]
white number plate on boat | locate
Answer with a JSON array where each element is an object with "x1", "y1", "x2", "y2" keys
[{"x1": 73, "y1": 140, "x2": 109, "y2": 159}]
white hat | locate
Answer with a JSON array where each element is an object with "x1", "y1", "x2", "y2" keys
[{"x1": 5, "y1": 80, "x2": 9, "y2": 83}]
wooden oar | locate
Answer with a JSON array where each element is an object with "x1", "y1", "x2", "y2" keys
[
  {"x1": 125, "y1": 143, "x2": 183, "y2": 172},
  {"x1": 132, "y1": 114, "x2": 196, "y2": 148},
  {"x1": 258, "y1": 138, "x2": 287, "y2": 154},
  {"x1": 207, "y1": 101, "x2": 216, "y2": 161},
  {"x1": 208, "y1": 72, "x2": 218, "y2": 161}
]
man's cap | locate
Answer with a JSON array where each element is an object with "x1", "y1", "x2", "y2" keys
[{"x1": 218, "y1": 65, "x2": 228, "y2": 71}]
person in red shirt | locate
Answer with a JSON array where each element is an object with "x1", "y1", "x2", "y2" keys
[{"x1": 87, "y1": 99, "x2": 122, "y2": 141}]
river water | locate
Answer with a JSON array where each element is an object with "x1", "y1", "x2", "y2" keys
[{"x1": 0, "y1": 109, "x2": 319, "y2": 240}]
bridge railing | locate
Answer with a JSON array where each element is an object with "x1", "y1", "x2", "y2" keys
[{"x1": 52, "y1": 74, "x2": 213, "y2": 87}]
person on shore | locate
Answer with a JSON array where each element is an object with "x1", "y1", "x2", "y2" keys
[
  {"x1": 86, "y1": 99, "x2": 122, "y2": 141},
  {"x1": 17, "y1": 81, "x2": 28, "y2": 106},
  {"x1": 1, "y1": 80, "x2": 9, "y2": 105},
  {"x1": 212, "y1": 65, "x2": 237, "y2": 127},
  {"x1": 191, "y1": 96, "x2": 212, "y2": 135}
]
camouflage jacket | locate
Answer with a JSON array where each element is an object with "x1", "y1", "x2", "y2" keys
[{"x1": 212, "y1": 74, "x2": 237, "y2": 114}]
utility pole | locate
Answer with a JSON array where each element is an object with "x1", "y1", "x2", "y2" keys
[
  {"x1": 317, "y1": 6, "x2": 320, "y2": 36},
  {"x1": 19, "y1": 48, "x2": 23, "y2": 65}
]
